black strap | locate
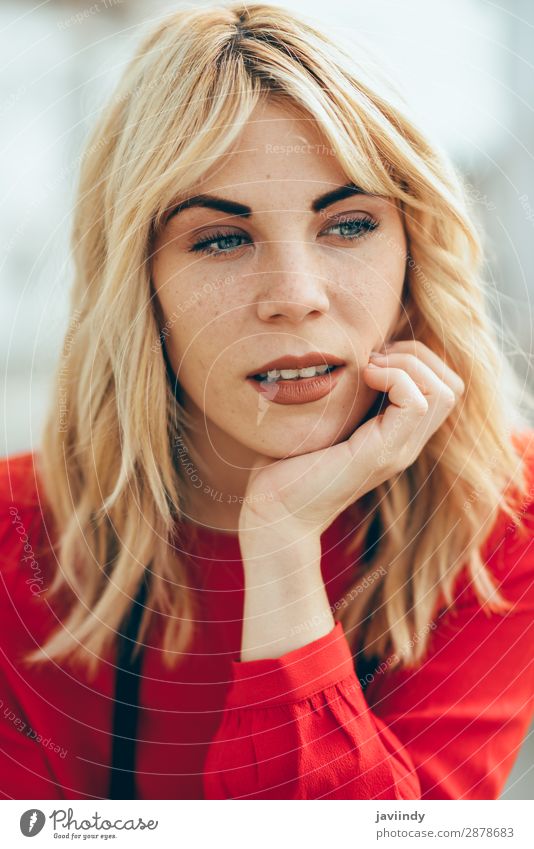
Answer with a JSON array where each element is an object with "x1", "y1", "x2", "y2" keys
[
  {"x1": 353, "y1": 509, "x2": 383, "y2": 692},
  {"x1": 108, "y1": 576, "x2": 148, "y2": 799}
]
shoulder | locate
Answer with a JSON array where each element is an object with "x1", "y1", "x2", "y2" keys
[
  {"x1": 477, "y1": 428, "x2": 534, "y2": 605},
  {"x1": 0, "y1": 450, "x2": 56, "y2": 623},
  {"x1": 510, "y1": 426, "x2": 534, "y2": 479},
  {"x1": 510, "y1": 427, "x2": 534, "y2": 531},
  {"x1": 490, "y1": 427, "x2": 534, "y2": 545},
  {"x1": 0, "y1": 449, "x2": 47, "y2": 550},
  {"x1": 516, "y1": 426, "x2": 534, "y2": 482},
  {"x1": 0, "y1": 449, "x2": 42, "y2": 504}
]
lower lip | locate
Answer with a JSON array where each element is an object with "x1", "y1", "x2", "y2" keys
[{"x1": 246, "y1": 366, "x2": 345, "y2": 405}]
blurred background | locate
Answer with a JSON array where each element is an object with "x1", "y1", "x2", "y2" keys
[{"x1": 1, "y1": 0, "x2": 533, "y2": 798}]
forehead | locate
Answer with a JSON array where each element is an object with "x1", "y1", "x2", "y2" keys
[{"x1": 195, "y1": 98, "x2": 350, "y2": 198}]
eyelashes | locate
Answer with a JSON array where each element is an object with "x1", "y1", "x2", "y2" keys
[
  {"x1": 187, "y1": 215, "x2": 379, "y2": 257},
  {"x1": 190, "y1": 231, "x2": 247, "y2": 256}
]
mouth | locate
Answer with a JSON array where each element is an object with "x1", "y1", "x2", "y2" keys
[
  {"x1": 246, "y1": 352, "x2": 346, "y2": 382},
  {"x1": 249, "y1": 364, "x2": 341, "y2": 382},
  {"x1": 246, "y1": 363, "x2": 346, "y2": 406}
]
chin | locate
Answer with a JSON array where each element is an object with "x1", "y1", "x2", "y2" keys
[{"x1": 261, "y1": 428, "x2": 349, "y2": 459}]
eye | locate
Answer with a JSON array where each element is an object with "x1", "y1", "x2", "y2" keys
[
  {"x1": 188, "y1": 230, "x2": 251, "y2": 257},
  {"x1": 320, "y1": 214, "x2": 379, "y2": 242},
  {"x1": 187, "y1": 214, "x2": 379, "y2": 258}
]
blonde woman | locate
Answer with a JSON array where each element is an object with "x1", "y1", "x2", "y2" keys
[{"x1": 1, "y1": 2, "x2": 533, "y2": 801}]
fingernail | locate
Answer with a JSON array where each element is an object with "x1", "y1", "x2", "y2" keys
[
  {"x1": 369, "y1": 351, "x2": 387, "y2": 360},
  {"x1": 366, "y1": 363, "x2": 381, "y2": 369}
]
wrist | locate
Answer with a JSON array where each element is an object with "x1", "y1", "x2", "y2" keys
[
  {"x1": 239, "y1": 506, "x2": 319, "y2": 549},
  {"x1": 238, "y1": 526, "x2": 321, "y2": 575},
  {"x1": 238, "y1": 535, "x2": 332, "y2": 661}
]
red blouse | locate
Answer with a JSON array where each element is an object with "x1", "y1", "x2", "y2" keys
[{"x1": 1, "y1": 433, "x2": 533, "y2": 800}]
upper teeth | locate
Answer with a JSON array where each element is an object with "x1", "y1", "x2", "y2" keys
[{"x1": 257, "y1": 364, "x2": 333, "y2": 381}]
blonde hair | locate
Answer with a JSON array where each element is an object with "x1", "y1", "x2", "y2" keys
[{"x1": 27, "y1": 2, "x2": 534, "y2": 680}]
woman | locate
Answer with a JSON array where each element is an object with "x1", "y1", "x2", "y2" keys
[{"x1": 1, "y1": 2, "x2": 533, "y2": 801}]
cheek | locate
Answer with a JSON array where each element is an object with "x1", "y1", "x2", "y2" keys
[
  {"x1": 339, "y1": 246, "x2": 405, "y2": 327},
  {"x1": 152, "y1": 248, "x2": 245, "y2": 396},
  {"x1": 156, "y1": 272, "x2": 229, "y2": 346},
  {"x1": 163, "y1": 294, "x2": 239, "y2": 390}
]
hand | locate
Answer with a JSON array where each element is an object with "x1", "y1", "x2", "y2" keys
[{"x1": 238, "y1": 340, "x2": 465, "y2": 544}]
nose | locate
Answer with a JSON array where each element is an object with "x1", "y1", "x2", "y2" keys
[{"x1": 254, "y1": 245, "x2": 331, "y2": 323}]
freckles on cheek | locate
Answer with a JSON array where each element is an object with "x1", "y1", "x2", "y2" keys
[
  {"x1": 188, "y1": 300, "x2": 227, "y2": 342},
  {"x1": 350, "y1": 252, "x2": 404, "y2": 301},
  {"x1": 342, "y1": 279, "x2": 379, "y2": 321},
  {"x1": 340, "y1": 273, "x2": 403, "y2": 341},
  {"x1": 174, "y1": 296, "x2": 230, "y2": 365}
]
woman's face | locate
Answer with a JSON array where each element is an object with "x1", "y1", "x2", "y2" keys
[{"x1": 151, "y1": 99, "x2": 407, "y2": 461}]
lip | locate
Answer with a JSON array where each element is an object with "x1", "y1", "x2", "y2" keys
[
  {"x1": 246, "y1": 364, "x2": 346, "y2": 405},
  {"x1": 247, "y1": 352, "x2": 345, "y2": 378}
]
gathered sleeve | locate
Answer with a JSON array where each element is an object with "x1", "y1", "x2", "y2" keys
[
  {"x1": 203, "y1": 453, "x2": 534, "y2": 800},
  {"x1": 367, "y1": 499, "x2": 534, "y2": 800},
  {"x1": 202, "y1": 620, "x2": 421, "y2": 800},
  {"x1": 0, "y1": 666, "x2": 64, "y2": 799},
  {"x1": 0, "y1": 488, "x2": 65, "y2": 799}
]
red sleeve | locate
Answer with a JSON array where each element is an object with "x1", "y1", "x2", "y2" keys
[
  {"x1": 0, "y1": 666, "x2": 64, "y2": 800},
  {"x1": 367, "y1": 480, "x2": 534, "y2": 800},
  {"x1": 203, "y1": 434, "x2": 534, "y2": 801},
  {"x1": 202, "y1": 620, "x2": 421, "y2": 800},
  {"x1": 0, "y1": 457, "x2": 65, "y2": 799}
]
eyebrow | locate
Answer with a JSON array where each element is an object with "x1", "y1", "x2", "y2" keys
[{"x1": 163, "y1": 182, "x2": 369, "y2": 224}]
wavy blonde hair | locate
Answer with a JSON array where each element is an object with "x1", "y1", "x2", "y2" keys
[{"x1": 26, "y1": 1, "x2": 534, "y2": 680}]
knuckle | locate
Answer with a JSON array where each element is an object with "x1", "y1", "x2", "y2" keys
[
  {"x1": 413, "y1": 397, "x2": 429, "y2": 417},
  {"x1": 404, "y1": 352, "x2": 420, "y2": 368},
  {"x1": 443, "y1": 387, "x2": 457, "y2": 408},
  {"x1": 412, "y1": 340, "x2": 428, "y2": 357}
]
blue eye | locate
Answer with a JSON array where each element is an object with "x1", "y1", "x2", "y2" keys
[
  {"x1": 188, "y1": 215, "x2": 379, "y2": 257},
  {"x1": 189, "y1": 231, "x2": 250, "y2": 256},
  {"x1": 323, "y1": 215, "x2": 379, "y2": 240}
]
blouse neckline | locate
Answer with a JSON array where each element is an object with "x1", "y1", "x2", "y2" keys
[{"x1": 175, "y1": 501, "x2": 365, "y2": 557}]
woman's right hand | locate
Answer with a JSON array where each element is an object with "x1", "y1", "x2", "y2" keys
[{"x1": 238, "y1": 339, "x2": 465, "y2": 544}]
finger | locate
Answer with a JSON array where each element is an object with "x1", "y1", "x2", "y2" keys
[
  {"x1": 362, "y1": 360, "x2": 456, "y2": 455},
  {"x1": 259, "y1": 363, "x2": 432, "y2": 526},
  {"x1": 298, "y1": 364, "x2": 433, "y2": 515},
  {"x1": 368, "y1": 351, "x2": 458, "y2": 404},
  {"x1": 248, "y1": 364, "x2": 429, "y2": 519},
  {"x1": 364, "y1": 363, "x2": 430, "y2": 420},
  {"x1": 383, "y1": 339, "x2": 465, "y2": 397}
]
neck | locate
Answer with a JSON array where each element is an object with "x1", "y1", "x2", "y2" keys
[{"x1": 175, "y1": 417, "x2": 263, "y2": 535}]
